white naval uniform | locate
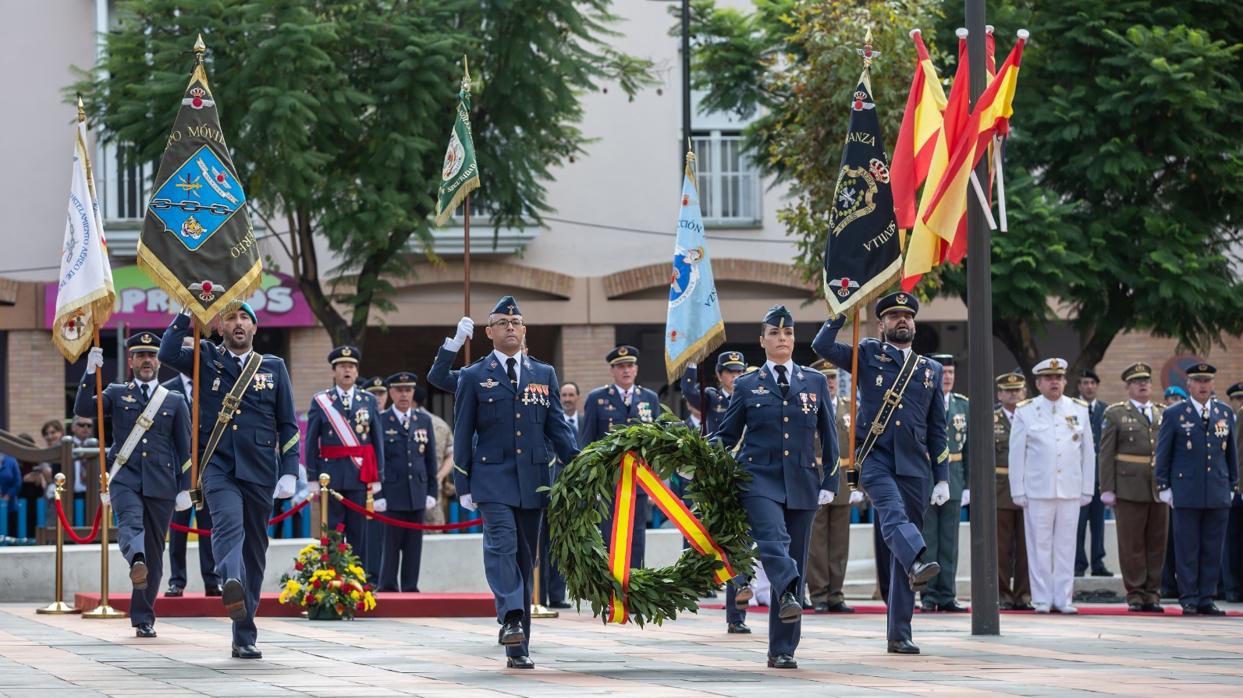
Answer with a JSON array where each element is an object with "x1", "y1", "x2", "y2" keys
[{"x1": 1008, "y1": 395, "x2": 1096, "y2": 610}]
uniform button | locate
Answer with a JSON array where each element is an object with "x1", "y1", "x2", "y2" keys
[
  {"x1": 232, "y1": 424, "x2": 238, "y2": 431},
  {"x1": 783, "y1": 401, "x2": 789, "y2": 406},
  {"x1": 896, "y1": 420, "x2": 902, "y2": 426},
  {"x1": 784, "y1": 433, "x2": 789, "y2": 439},
  {"x1": 235, "y1": 409, "x2": 241, "y2": 415},
  {"x1": 142, "y1": 451, "x2": 147, "y2": 457},
  {"x1": 517, "y1": 448, "x2": 523, "y2": 455},
  {"x1": 142, "y1": 438, "x2": 148, "y2": 444},
  {"x1": 783, "y1": 450, "x2": 789, "y2": 456},
  {"x1": 899, "y1": 404, "x2": 904, "y2": 409},
  {"x1": 783, "y1": 416, "x2": 789, "y2": 422},
  {"x1": 516, "y1": 430, "x2": 523, "y2": 436},
  {"x1": 516, "y1": 413, "x2": 522, "y2": 419}
]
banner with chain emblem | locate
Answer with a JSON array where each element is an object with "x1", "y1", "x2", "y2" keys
[
  {"x1": 822, "y1": 67, "x2": 901, "y2": 317},
  {"x1": 137, "y1": 36, "x2": 261, "y2": 325},
  {"x1": 434, "y1": 58, "x2": 481, "y2": 226}
]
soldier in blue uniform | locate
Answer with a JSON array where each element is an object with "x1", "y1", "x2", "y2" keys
[
  {"x1": 427, "y1": 316, "x2": 475, "y2": 393},
  {"x1": 582, "y1": 345, "x2": 662, "y2": 568},
  {"x1": 159, "y1": 302, "x2": 301, "y2": 659},
  {"x1": 682, "y1": 351, "x2": 754, "y2": 632},
  {"x1": 77, "y1": 332, "x2": 191, "y2": 638},
  {"x1": 713, "y1": 305, "x2": 837, "y2": 669},
  {"x1": 378, "y1": 371, "x2": 438, "y2": 592},
  {"x1": 364, "y1": 376, "x2": 390, "y2": 410},
  {"x1": 1154, "y1": 362, "x2": 1239, "y2": 615},
  {"x1": 813, "y1": 292, "x2": 948, "y2": 655},
  {"x1": 452, "y1": 296, "x2": 579, "y2": 669},
  {"x1": 305, "y1": 346, "x2": 386, "y2": 562},
  {"x1": 161, "y1": 359, "x2": 221, "y2": 598}
]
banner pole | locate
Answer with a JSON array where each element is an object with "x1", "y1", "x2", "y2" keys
[
  {"x1": 463, "y1": 192, "x2": 472, "y2": 364},
  {"x1": 847, "y1": 310, "x2": 861, "y2": 490},
  {"x1": 190, "y1": 320, "x2": 202, "y2": 509},
  {"x1": 83, "y1": 329, "x2": 125, "y2": 619}
]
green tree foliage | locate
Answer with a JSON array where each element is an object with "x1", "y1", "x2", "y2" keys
[
  {"x1": 694, "y1": 0, "x2": 1243, "y2": 378},
  {"x1": 78, "y1": 0, "x2": 654, "y2": 347}
]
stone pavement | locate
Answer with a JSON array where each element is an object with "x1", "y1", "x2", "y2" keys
[{"x1": 0, "y1": 602, "x2": 1240, "y2": 697}]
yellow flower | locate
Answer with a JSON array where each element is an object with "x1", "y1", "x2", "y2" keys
[
  {"x1": 350, "y1": 590, "x2": 361, "y2": 601},
  {"x1": 284, "y1": 579, "x2": 302, "y2": 594}
]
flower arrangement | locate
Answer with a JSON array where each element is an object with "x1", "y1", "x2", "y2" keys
[{"x1": 279, "y1": 523, "x2": 377, "y2": 620}]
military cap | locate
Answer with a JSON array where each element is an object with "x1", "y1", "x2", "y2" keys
[
  {"x1": 1079, "y1": 368, "x2": 1101, "y2": 382},
  {"x1": 328, "y1": 345, "x2": 361, "y2": 365},
  {"x1": 1186, "y1": 362, "x2": 1216, "y2": 379},
  {"x1": 1164, "y1": 385, "x2": 1188, "y2": 400},
  {"x1": 1227, "y1": 382, "x2": 1243, "y2": 399},
  {"x1": 762, "y1": 304, "x2": 794, "y2": 327},
  {"x1": 716, "y1": 351, "x2": 746, "y2": 372},
  {"x1": 363, "y1": 376, "x2": 388, "y2": 394},
  {"x1": 808, "y1": 357, "x2": 838, "y2": 375},
  {"x1": 1032, "y1": 358, "x2": 1068, "y2": 376},
  {"x1": 386, "y1": 371, "x2": 419, "y2": 388},
  {"x1": 490, "y1": 295, "x2": 522, "y2": 316},
  {"x1": 929, "y1": 353, "x2": 954, "y2": 367},
  {"x1": 126, "y1": 331, "x2": 162, "y2": 353},
  {"x1": 222, "y1": 300, "x2": 257, "y2": 324},
  {"x1": 995, "y1": 371, "x2": 1026, "y2": 390},
  {"x1": 876, "y1": 291, "x2": 919, "y2": 318},
  {"x1": 1121, "y1": 362, "x2": 1153, "y2": 383},
  {"x1": 607, "y1": 345, "x2": 639, "y2": 365}
]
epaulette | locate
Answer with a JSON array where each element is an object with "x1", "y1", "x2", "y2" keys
[
  {"x1": 1069, "y1": 397, "x2": 1088, "y2": 407},
  {"x1": 526, "y1": 355, "x2": 551, "y2": 367},
  {"x1": 1016, "y1": 398, "x2": 1034, "y2": 408},
  {"x1": 952, "y1": 392, "x2": 968, "y2": 401},
  {"x1": 467, "y1": 354, "x2": 489, "y2": 367},
  {"x1": 1104, "y1": 401, "x2": 1129, "y2": 412}
]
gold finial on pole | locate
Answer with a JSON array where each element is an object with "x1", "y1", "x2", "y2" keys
[
  {"x1": 193, "y1": 34, "x2": 206, "y2": 64},
  {"x1": 462, "y1": 55, "x2": 471, "y2": 93},
  {"x1": 319, "y1": 473, "x2": 331, "y2": 530},
  {"x1": 76, "y1": 95, "x2": 86, "y2": 124},
  {"x1": 857, "y1": 27, "x2": 879, "y2": 68},
  {"x1": 38, "y1": 474, "x2": 81, "y2": 615}
]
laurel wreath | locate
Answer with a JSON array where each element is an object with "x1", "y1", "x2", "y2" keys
[{"x1": 546, "y1": 410, "x2": 755, "y2": 626}]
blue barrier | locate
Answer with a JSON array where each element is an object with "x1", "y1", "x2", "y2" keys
[
  {"x1": 16, "y1": 499, "x2": 26, "y2": 539},
  {"x1": 74, "y1": 499, "x2": 84, "y2": 527},
  {"x1": 0, "y1": 500, "x2": 7, "y2": 537},
  {"x1": 281, "y1": 501, "x2": 293, "y2": 538},
  {"x1": 36, "y1": 498, "x2": 45, "y2": 528}
]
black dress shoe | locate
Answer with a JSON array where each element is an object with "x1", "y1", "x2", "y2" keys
[
  {"x1": 813, "y1": 602, "x2": 831, "y2": 613},
  {"x1": 1127, "y1": 602, "x2": 1144, "y2": 612},
  {"x1": 767, "y1": 654, "x2": 798, "y2": 669},
  {"x1": 1091, "y1": 567, "x2": 1114, "y2": 577},
  {"x1": 726, "y1": 621, "x2": 752, "y2": 634},
  {"x1": 506, "y1": 655, "x2": 535, "y2": 669},
  {"x1": 827, "y1": 601, "x2": 855, "y2": 613},
  {"x1": 165, "y1": 585, "x2": 184, "y2": 598},
  {"x1": 499, "y1": 619, "x2": 526, "y2": 645},
  {"x1": 130, "y1": 561, "x2": 149, "y2": 590},
  {"x1": 1198, "y1": 604, "x2": 1227, "y2": 616},
  {"x1": 548, "y1": 601, "x2": 573, "y2": 609},
  {"x1": 778, "y1": 592, "x2": 802, "y2": 623},
  {"x1": 888, "y1": 639, "x2": 920, "y2": 655},
  {"x1": 920, "y1": 601, "x2": 936, "y2": 613},
  {"x1": 1142, "y1": 603, "x2": 1164, "y2": 613},
  {"x1": 135, "y1": 623, "x2": 157, "y2": 638},
  {"x1": 221, "y1": 578, "x2": 247, "y2": 621},
  {"x1": 205, "y1": 585, "x2": 223, "y2": 597},
  {"x1": 734, "y1": 584, "x2": 753, "y2": 610},
  {"x1": 999, "y1": 601, "x2": 1015, "y2": 611},
  {"x1": 1180, "y1": 605, "x2": 1199, "y2": 616},
  {"x1": 231, "y1": 644, "x2": 262, "y2": 659},
  {"x1": 908, "y1": 560, "x2": 941, "y2": 592},
  {"x1": 1012, "y1": 602, "x2": 1035, "y2": 611},
  {"x1": 938, "y1": 601, "x2": 969, "y2": 613}
]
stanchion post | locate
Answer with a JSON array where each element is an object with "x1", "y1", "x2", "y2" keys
[
  {"x1": 319, "y1": 473, "x2": 331, "y2": 530},
  {"x1": 529, "y1": 550, "x2": 558, "y2": 619},
  {"x1": 38, "y1": 474, "x2": 81, "y2": 615}
]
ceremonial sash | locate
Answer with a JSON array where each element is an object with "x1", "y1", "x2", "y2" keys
[
  {"x1": 314, "y1": 392, "x2": 379, "y2": 484},
  {"x1": 110, "y1": 385, "x2": 171, "y2": 480},
  {"x1": 855, "y1": 350, "x2": 920, "y2": 467},
  {"x1": 606, "y1": 450, "x2": 737, "y2": 624}
]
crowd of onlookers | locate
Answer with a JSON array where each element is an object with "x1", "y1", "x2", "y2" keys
[{"x1": 0, "y1": 417, "x2": 102, "y2": 537}]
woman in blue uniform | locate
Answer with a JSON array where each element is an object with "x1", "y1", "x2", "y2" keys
[{"x1": 713, "y1": 305, "x2": 838, "y2": 669}]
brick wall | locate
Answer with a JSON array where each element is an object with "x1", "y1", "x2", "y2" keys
[
  {"x1": 6, "y1": 330, "x2": 65, "y2": 436},
  {"x1": 557, "y1": 324, "x2": 616, "y2": 395},
  {"x1": 286, "y1": 327, "x2": 333, "y2": 413},
  {"x1": 1094, "y1": 331, "x2": 1243, "y2": 405}
]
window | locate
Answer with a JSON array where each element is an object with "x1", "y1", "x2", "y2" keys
[
  {"x1": 97, "y1": 141, "x2": 151, "y2": 221},
  {"x1": 692, "y1": 130, "x2": 761, "y2": 225}
]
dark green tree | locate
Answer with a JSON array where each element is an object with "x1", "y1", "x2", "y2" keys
[{"x1": 78, "y1": 0, "x2": 654, "y2": 348}]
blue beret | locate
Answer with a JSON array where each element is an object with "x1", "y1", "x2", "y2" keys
[
  {"x1": 490, "y1": 295, "x2": 522, "y2": 316},
  {"x1": 762, "y1": 305, "x2": 793, "y2": 328},
  {"x1": 1164, "y1": 386, "x2": 1188, "y2": 399}
]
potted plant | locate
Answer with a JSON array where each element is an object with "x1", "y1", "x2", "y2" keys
[{"x1": 279, "y1": 523, "x2": 377, "y2": 620}]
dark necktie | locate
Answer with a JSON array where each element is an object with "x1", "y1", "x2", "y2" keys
[
  {"x1": 235, "y1": 355, "x2": 245, "y2": 374},
  {"x1": 774, "y1": 365, "x2": 789, "y2": 397},
  {"x1": 1142, "y1": 406, "x2": 1150, "y2": 424},
  {"x1": 140, "y1": 383, "x2": 150, "y2": 402},
  {"x1": 506, "y1": 357, "x2": 518, "y2": 388}
]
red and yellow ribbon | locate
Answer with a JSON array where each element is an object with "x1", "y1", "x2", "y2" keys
[{"x1": 605, "y1": 450, "x2": 737, "y2": 624}]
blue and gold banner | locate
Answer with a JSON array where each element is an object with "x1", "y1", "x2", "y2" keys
[{"x1": 664, "y1": 151, "x2": 725, "y2": 384}]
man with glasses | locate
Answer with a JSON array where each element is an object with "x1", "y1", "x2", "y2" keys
[{"x1": 69, "y1": 417, "x2": 94, "y2": 497}]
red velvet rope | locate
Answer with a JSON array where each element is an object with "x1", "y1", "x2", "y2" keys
[
  {"x1": 53, "y1": 499, "x2": 104, "y2": 544},
  {"x1": 167, "y1": 497, "x2": 313, "y2": 537},
  {"x1": 336, "y1": 494, "x2": 483, "y2": 531}
]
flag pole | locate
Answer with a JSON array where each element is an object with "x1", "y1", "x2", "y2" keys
[
  {"x1": 847, "y1": 310, "x2": 861, "y2": 489},
  {"x1": 191, "y1": 320, "x2": 202, "y2": 509},
  {"x1": 82, "y1": 328, "x2": 124, "y2": 619},
  {"x1": 464, "y1": 191, "x2": 471, "y2": 364}
]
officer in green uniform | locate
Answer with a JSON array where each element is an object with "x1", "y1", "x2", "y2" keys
[
  {"x1": 919, "y1": 354, "x2": 968, "y2": 612},
  {"x1": 994, "y1": 371, "x2": 1032, "y2": 610}
]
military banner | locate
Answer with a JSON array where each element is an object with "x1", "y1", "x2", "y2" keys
[
  {"x1": 434, "y1": 59, "x2": 481, "y2": 226},
  {"x1": 664, "y1": 150, "x2": 725, "y2": 384},
  {"x1": 137, "y1": 37, "x2": 260, "y2": 325},
  {"x1": 53, "y1": 109, "x2": 115, "y2": 361},
  {"x1": 822, "y1": 68, "x2": 901, "y2": 317}
]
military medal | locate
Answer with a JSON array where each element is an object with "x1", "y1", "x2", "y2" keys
[
  {"x1": 354, "y1": 410, "x2": 368, "y2": 436},
  {"x1": 875, "y1": 374, "x2": 883, "y2": 388},
  {"x1": 211, "y1": 376, "x2": 221, "y2": 392},
  {"x1": 799, "y1": 392, "x2": 812, "y2": 414},
  {"x1": 638, "y1": 401, "x2": 653, "y2": 422}
]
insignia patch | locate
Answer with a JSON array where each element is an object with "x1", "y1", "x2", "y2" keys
[
  {"x1": 385, "y1": 429, "x2": 398, "y2": 436},
  {"x1": 752, "y1": 386, "x2": 771, "y2": 396},
  {"x1": 148, "y1": 145, "x2": 246, "y2": 252},
  {"x1": 480, "y1": 378, "x2": 499, "y2": 389},
  {"x1": 875, "y1": 374, "x2": 884, "y2": 388},
  {"x1": 121, "y1": 394, "x2": 137, "y2": 403},
  {"x1": 876, "y1": 353, "x2": 893, "y2": 363}
]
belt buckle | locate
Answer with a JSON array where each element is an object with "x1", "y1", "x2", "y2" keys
[{"x1": 136, "y1": 414, "x2": 154, "y2": 430}]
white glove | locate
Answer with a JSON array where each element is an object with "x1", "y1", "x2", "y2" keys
[
  {"x1": 273, "y1": 474, "x2": 297, "y2": 499},
  {"x1": 818, "y1": 489, "x2": 835, "y2": 505},
  {"x1": 444, "y1": 316, "x2": 475, "y2": 352},
  {"x1": 1100, "y1": 491, "x2": 1117, "y2": 507},
  {"x1": 175, "y1": 491, "x2": 192, "y2": 511},
  {"x1": 425, "y1": 495, "x2": 437, "y2": 510},
  {"x1": 85, "y1": 347, "x2": 105, "y2": 375},
  {"x1": 459, "y1": 493, "x2": 477, "y2": 512},
  {"x1": 930, "y1": 481, "x2": 950, "y2": 506},
  {"x1": 677, "y1": 469, "x2": 693, "y2": 481},
  {"x1": 1013, "y1": 495, "x2": 1028, "y2": 508},
  {"x1": 1158, "y1": 489, "x2": 1174, "y2": 507},
  {"x1": 99, "y1": 490, "x2": 110, "y2": 506},
  {"x1": 369, "y1": 481, "x2": 382, "y2": 494},
  {"x1": 960, "y1": 489, "x2": 971, "y2": 507},
  {"x1": 307, "y1": 482, "x2": 320, "y2": 496},
  {"x1": 849, "y1": 490, "x2": 864, "y2": 505},
  {"x1": 1079, "y1": 494, "x2": 1093, "y2": 507},
  {"x1": 373, "y1": 498, "x2": 387, "y2": 513}
]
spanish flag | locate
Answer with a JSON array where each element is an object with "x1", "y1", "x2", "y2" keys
[{"x1": 891, "y1": 29, "x2": 947, "y2": 232}]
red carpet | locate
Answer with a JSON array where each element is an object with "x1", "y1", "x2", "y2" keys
[
  {"x1": 697, "y1": 603, "x2": 1243, "y2": 617},
  {"x1": 73, "y1": 592, "x2": 496, "y2": 618}
]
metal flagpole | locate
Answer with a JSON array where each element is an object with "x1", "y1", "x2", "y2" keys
[
  {"x1": 965, "y1": 0, "x2": 1000, "y2": 636},
  {"x1": 190, "y1": 321, "x2": 202, "y2": 510},
  {"x1": 847, "y1": 310, "x2": 861, "y2": 490},
  {"x1": 83, "y1": 329, "x2": 125, "y2": 619},
  {"x1": 463, "y1": 192, "x2": 472, "y2": 364}
]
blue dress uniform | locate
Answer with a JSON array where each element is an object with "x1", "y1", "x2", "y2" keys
[
  {"x1": 76, "y1": 332, "x2": 191, "y2": 634},
  {"x1": 305, "y1": 346, "x2": 386, "y2": 559},
  {"x1": 378, "y1": 372, "x2": 438, "y2": 592},
  {"x1": 582, "y1": 346, "x2": 661, "y2": 568},
  {"x1": 161, "y1": 374, "x2": 220, "y2": 596},
  {"x1": 813, "y1": 292, "x2": 948, "y2": 651},
  {"x1": 159, "y1": 305, "x2": 300, "y2": 652},
  {"x1": 713, "y1": 306, "x2": 837, "y2": 667},
  {"x1": 1154, "y1": 363, "x2": 1239, "y2": 614},
  {"x1": 453, "y1": 296, "x2": 580, "y2": 665},
  {"x1": 361, "y1": 376, "x2": 390, "y2": 581},
  {"x1": 428, "y1": 344, "x2": 461, "y2": 393}
]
